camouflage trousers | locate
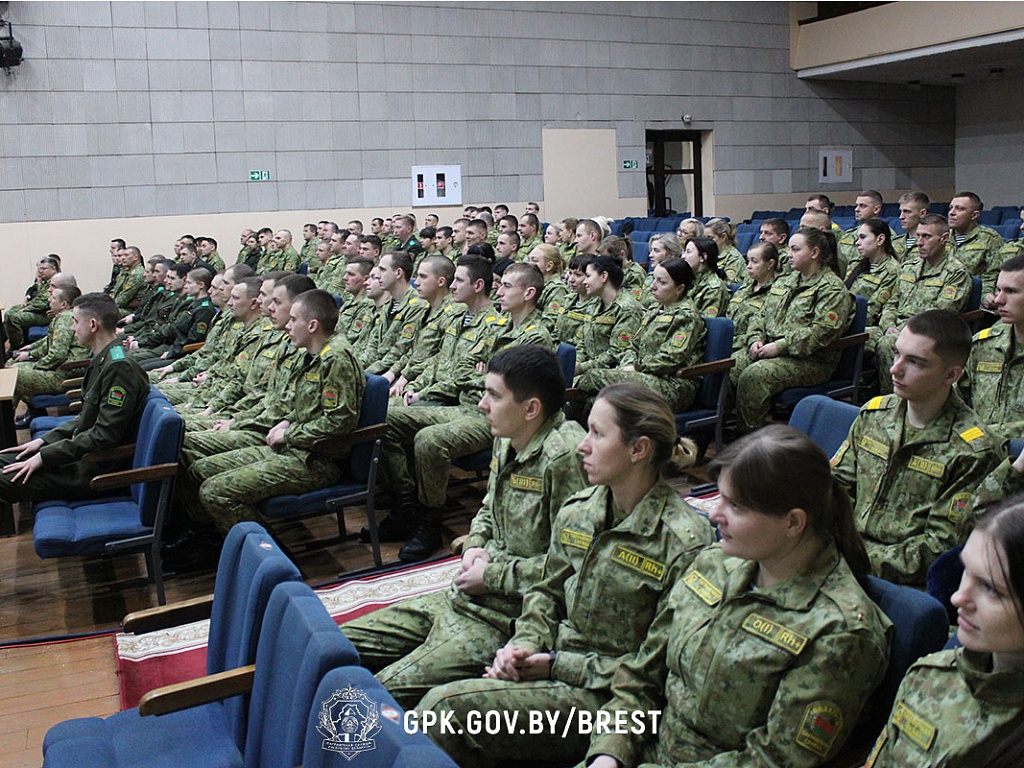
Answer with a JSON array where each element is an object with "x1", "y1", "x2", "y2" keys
[
  {"x1": 4, "y1": 309, "x2": 48, "y2": 350},
  {"x1": 731, "y1": 353, "x2": 836, "y2": 431},
  {"x1": 180, "y1": 426, "x2": 266, "y2": 466},
  {"x1": 575, "y1": 369, "x2": 697, "y2": 412},
  {"x1": 418, "y1": 676, "x2": 606, "y2": 768},
  {"x1": 341, "y1": 591, "x2": 507, "y2": 711},
  {"x1": 156, "y1": 380, "x2": 198, "y2": 406},
  {"x1": 12, "y1": 364, "x2": 65, "y2": 408},
  {"x1": 381, "y1": 403, "x2": 492, "y2": 508},
  {"x1": 181, "y1": 443, "x2": 341, "y2": 533}
]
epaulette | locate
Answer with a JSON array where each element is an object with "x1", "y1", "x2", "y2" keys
[
  {"x1": 974, "y1": 325, "x2": 997, "y2": 341},
  {"x1": 958, "y1": 426, "x2": 986, "y2": 445},
  {"x1": 862, "y1": 395, "x2": 894, "y2": 411}
]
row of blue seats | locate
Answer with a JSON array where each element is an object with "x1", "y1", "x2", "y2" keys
[{"x1": 43, "y1": 523, "x2": 456, "y2": 768}]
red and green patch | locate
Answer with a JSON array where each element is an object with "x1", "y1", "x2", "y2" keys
[
  {"x1": 322, "y1": 388, "x2": 339, "y2": 407},
  {"x1": 107, "y1": 386, "x2": 127, "y2": 407}
]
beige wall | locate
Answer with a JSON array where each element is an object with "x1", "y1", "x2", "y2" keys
[{"x1": 792, "y1": 2, "x2": 1024, "y2": 70}]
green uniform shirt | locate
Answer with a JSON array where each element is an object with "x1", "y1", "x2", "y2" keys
[
  {"x1": 589, "y1": 544, "x2": 891, "y2": 768},
  {"x1": 718, "y1": 244, "x2": 746, "y2": 284},
  {"x1": 959, "y1": 322, "x2": 1024, "y2": 437},
  {"x1": 111, "y1": 263, "x2": 147, "y2": 314},
  {"x1": 519, "y1": 234, "x2": 543, "y2": 256},
  {"x1": 219, "y1": 332, "x2": 295, "y2": 418},
  {"x1": 537, "y1": 277, "x2": 570, "y2": 334},
  {"x1": 747, "y1": 268, "x2": 853, "y2": 359},
  {"x1": 575, "y1": 290, "x2": 642, "y2": 375},
  {"x1": 337, "y1": 293, "x2": 377, "y2": 350},
  {"x1": 949, "y1": 225, "x2": 1004, "y2": 296},
  {"x1": 300, "y1": 238, "x2": 321, "y2": 272},
  {"x1": 621, "y1": 261, "x2": 648, "y2": 303},
  {"x1": 867, "y1": 648, "x2": 1024, "y2": 768},
  {"x1": 171, "y1": 313, "x2": 242, "y2": 380},
  {"x1": 187, "y1": 316, "x2": 269, "y2": 409},
  {"x1": 726, "y1": 279, "x2": 773, "y2": 353},
  {"x1": 877, "y1": 253, "x2": 973, "y2": 333},
  {"x1": 25, "y1": 308, "x2": 89, "y2": 370},
  {"x1": 255, "y1": 244, "x2": 300, "y2": 275},
  {"x1": 314, "y1": 255, "x2": 346, "y2": 295},
  {"x1": 847, "y1": 255, "x2": 900, "y2": 327},
  {"x1": 490, "y1": 307, "x2": 556, "y2": 357},
  {"x1": 397, "y1": 295, "x2": 461, "y2": 383},
  {"x1": 831, "y1": 393, "x2": 1003, "y2": 584},
  {"x1": 366, "y1": 288, "x2": 430, "y2": 376},
  {"x1": 617, "y1": 298, "x2": 706, "y2": 405},
  {"x1": 554, "y1": 295, "x2": 596, "y2": 346},
  {"x1": 689, "y1": 268, "x2": 731, "y2": 319}
]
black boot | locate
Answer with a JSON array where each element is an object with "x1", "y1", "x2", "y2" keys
[
  {"x1": 359, "y1": 492, "x2": 416, "y2": 543},
  {"x1": 398, "y1": 507, "x2": 443, "y2": 563}
]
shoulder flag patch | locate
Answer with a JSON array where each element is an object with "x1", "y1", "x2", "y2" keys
[{"x1": 107, "y1": 386, "x2": 127, "y2": 407}]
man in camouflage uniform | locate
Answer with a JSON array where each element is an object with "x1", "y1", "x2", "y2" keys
[
  {"x1": 892, "y1": 190, "x2": 931, "y2": 263},
  {"x1": 342, "y1": 346, "x2": 587, "y2": 709},
  {"x1": 832, "y1": 310, "x2": 1004, "y2": 585},
  {"x1": 517, "y1": 213, "x2": 544, "y2": 256},
  {"x1": 947, "y1": 191, "x2": 1005, "y2": 301},
  {"x1": 111, "y1": 246, "x2": 147, "y2": 318},
  {"x1": 195, "y1": 237, "x2": 225, "y2": 274},
  {"x1": 874, "y1": 214, "x2": 973, "y2": 393},
  {"x1": 255, "y1": 229, "x2": 300, "y2": 274},
  {"x1": 365, "y1": 251, "x2": 430, "y2": 377},
  {"x1": 298, "y1": 223, "x2": 320, "y2": 275},
  {"x1": 312, "y1": 239, "x2": 345, "y2": 296},
  {"x1": 167, "y1": 290, "x2": 363, "y2": 571},
  {"x1": 838, "y1": 190, "x2": 899, "y2": 268},
  {"x1": 4, "y1": 256, "x2": 59, "y2": 349},
  {"x1": 336, "y1": 257, "x2": 376, "y2": 351}
]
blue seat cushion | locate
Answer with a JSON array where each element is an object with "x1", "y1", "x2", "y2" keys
[
  {"x1": 31, "y1": 415, "x2": 75, "y2": 437},
  {"x1": 257, "y1": 479, "x2": 366, "y2": 518},
  {"x1": 30, "y1": 394, "x2": 71, "y2": 410},
  {"x1": 34, "y1": 501, "x2": 151, "y2": 558}
]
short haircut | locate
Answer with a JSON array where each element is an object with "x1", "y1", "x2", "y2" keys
[
  {"x1": 577, "y1": 219, "x2": 603, "y2": 240},
  {"x1": 436, "y1": 226, "x2": 453, "y2": 240},
  {"x1": 397, "y1": 214, "x2": 416, "y2": 229},
  {"x1": 503, "y1": 262, "x2": 544, "y2": 300},
  {"x1": 305, "y1": 222, "x2": 317, "y2": 231},
  {"x1": 111, "y1": 238, "x2": 126, "y2": 250},
  {"x1": 763, "y1": 218, "x2": 790, "y2": 237},
  {"x1": 905, "y1": 309, "x2": 972, "y2": 367},
  {"x1": 900, "y1": 190, "x2": 930, "y2": 208},
  {"x1": 293, "y1": 289, "x2": 339, "y2": 335},
  {"x1": 124, "y1": 246, "x2": 142, "y2": 262},
  {"x1": 262, "y1": 270, "x2": 292, "y2": 285},
  {"x1": 421, "y1": 254, "x2": 456, "y2": 285},
  {"x1": 477, "y1": 211, "x2": 495, "y2": 227},
  {"x1": 521, "y1": 213, "x2": 540, "y2": 231},
  {"x1": 38, "y1": 255, "x2": 60, "y2": 270},
  {"x1": 347, "y1": 256, "x2": 375, "y2": 276},
  {"x1": 456, "y1": 254, "x2": 494, "y2": 293},
  {"x1": 918, "y1": 213, "x2": 950, "y2": 233},
  {"x1": 169, "y1": 262, "x2": 190, "y2": 279},
  {"x1": 952, "y1": 191, "x2": 984, "y2": 211},
  {"x1": 73, "y1": 292, "x2": 119, "y2": 331},
  {"x1": 499, "y1": 214, "x2": 519, "y2": 229},
  {"x1": 198, "y1": 236, "x2": 218, "y2": 249},
  {"x1": 53, "y1": 284, "x2": 81, "y2": 306},
  {"x1": 419, "y1": 226, "x2": 437, "y2": 240},
  {"x1": 383, "y1": 251, "x2": 414, "y2": 281},
  {"x1": 468, "y1": 219, "x2": 489, "y2": 236},
  {"x1": 257, "y1": 227, "x2": 273, "y2": 238},
  {"x1": 806, "y1": 193, "x2": 832, "y2": 212},
  {"x1": 466, "y1": 242, "x2": 496, "y2": 263},
  {"x1": 453, "y1": 217, "x2": 471, "y2": 227},
  {"x1": 154, "y1": 258, "x2": 175, "y2": 271},
  {"x1": 598, "y1": 234, "x2": 633, "y2": 264},
  {"x1": 859, "y1": 189, "x2": 883, "y2": 206},
  {"x1": 1001, "y1": 254, "x2": 1024, "y2": 274},
  {"x1": 488, "y1": 344, "x2": 565, "y2": 419},
  {"x1": 187, "y1": 267, "x2": 214, "y2": 290},
  {"x1": 503, "y1": 231, "x2": 521, "y2": 248},
  {"x1": 225, "y1": 263, "x2": 256, "y2": 281},
  {"x1": 589, "y1": 254, "x2": 624, "y2": 289},
  {"x1": 360, "y1": 234, "x2": 383, "y2": 254},
  {"x1": 236, "y1": 275, "x2": 263, "y2": 300},
  {"x1": 371, "y1": 217, "x2": 384, "y2": 227},
  {"x1": 276, "y1": 273, "x2": 317, "y2": 299}
]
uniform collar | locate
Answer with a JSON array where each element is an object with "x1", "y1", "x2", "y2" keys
[
  {"x1": 722, "y1": 543, "x2": 842, "y2": 611},
  {"x1": 958, "y1": 648, "x2": 1024, "y2": 705}
]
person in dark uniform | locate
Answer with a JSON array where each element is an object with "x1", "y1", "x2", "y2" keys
[{"x1": 0, "y1": 293, "x2": 150, "y2": 515}]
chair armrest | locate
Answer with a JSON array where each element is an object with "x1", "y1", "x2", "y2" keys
[
  {"x1": 61, "y1": 359, "x2": 91, "y2": 371},
  {"x1": 139, "y1": 664, "x2": 255, "y2": 717},
  {"x1": 69, "y1": 401, "x2": 83, "y2": 414},
  {"x1": 960, "y1": 309, "x2": 996, "y2": 325},
  {"x1": 63, "y1": 384, "x2": 83, "y2": 395},
  {"x1": 563, "y1": 387, "x2": 582, "y2": 402},
  {"x1": 450, "y1": 535, "x2": 468, "y2": 556},
  {"x1": 123, "y1": 595, "x2": 214, "y2": 634},
  {"x1": 675, "y1": 357, "x2": 736, "y2": 380},
  {"x1": 182, "y1": 342, "x2": 205, "y2": 354},
  {"x1": 90, "y1": 462, "x2": 179, "y2": 492},
  {"x1": 311, "y1": 424, "x2": 387, "y2": 458},
  {"x1": 827, "y1": 332, "x2": 868, "y2": 351},
  {"x1": 82, "y1": 444, "x2": 136, "y2": 463}
]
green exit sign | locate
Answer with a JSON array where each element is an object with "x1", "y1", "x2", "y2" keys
[
  {"x1": 249, "y1": 170, "x2": 271, "y2": 181},
  {"x1": 622, "y1": 159, "x2": 640, "y2": 170}
]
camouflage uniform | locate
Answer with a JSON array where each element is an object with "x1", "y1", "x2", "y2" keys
[
  {"x1": 732, "y1": 269, "x2": 853, "y2": 432},
  {"x1": 573, "y1": 291, "x2": 641, "y2": 379},
  {"x1": 369, "y1": 291, "x2": 435, "y2": 379},
  {"x1": 160, "y1": 313, "x2": 243, "y2": 386},
  {"x1": 576, "y1": 298, "x2": 706, "y2": 411},
  {"x1": 356, "y1": 300, "x2": 392, "y2": 369},
  {"x1": 336, "y1": 292, "x2": 375, "y2": 349},
  {"x1": 12, "y1": 308, "x2": 90, "y2": 406},
  {"x1": 725, "y1": 279, "x2": 772, "y2": 353},
  {"x1": 111, "y1": 263, "x2": 147, "y2": 317},
  {"x1": 418, "y1": 481, "x2": 714, "y2": 767},
  {"x1": 622, "y1": 261, "x2": 648, "y2": 304},
  {"x1": 554, "y1": 295, "x2": 595, "y2": 346},
  {"x1": 537, "y1": 277, "x2": 570, "y2": 335},
  {"x1": 299, "y1": 238, "x2": 321, "y2": 274},
  {"x1": 519, "y1": 234, "x2": 543, "y2": 256},
  {"x1": 873, "y1": 253, "x2": 972, "y2": 392},
  {"x1": 184, "y1": 339, "x2": 364, "y2": 532},
  {"x1": 492, "y1": 308, "x2": 556, "y2": 354},
  {"x1": 718, "y1": 245, "x2": 746, "y2": 284},
  {"x1": 587, "y1": 544, "x2": 891, "y2": 768},
  {"x1": 949, "y1": 224, "x2": 1004, "y2": 296},
  {"x1": 688, "y1": 268, "x2": 731, "y2": 319},
  {"x1": 255, "y1": 244, "x2": 300, "y2": 275},
  {"x1": 831, "y1": 393, "x2": 1003, "y2": 584},
  {"x1": 846, "y1": 255, "x2": 900, "y2": 327},
  {"x1": 313, "y1": 255, "x2": 346, "y2": 295},
  {"x1": 839, "y1": 222, "x2": 897, "y2": 277},
  {"x1": 341, "y1": 413, "x2": 587, "y2": 709},
  {"x1": 891, "y1": 233, "x2": 917, "y2": 264},
  {"x1": 0, "y1": 340, "x2": 149, "y2": 502},
  {"x1": 4, "y1": 277, "x2": 52, "y2": 348},
  {"x1": 866, "y1": 648, "x2": 1024, "y2": 768},
  {"x1": 958, "y1": 322, "x2": 1024, "y2": 438},
  {"x1": 178, "y1": 317, "x2": 270, "y2": 410}
]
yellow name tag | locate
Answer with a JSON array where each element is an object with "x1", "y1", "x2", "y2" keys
[
  {"x1": 489, "y1": 455, "x2": 499, "y2": 473},
  {"x1": 594, "y1": 315, "x2": 616, "y2": 325},
  {"x1": 560, "y1": 528, "x2": 592, "y2": 550},
  {"x1": 654, "y1": 314, "x2": 673, "y2": 323},
  {"x1": 509, "y1": 474, "x2": 543, "y2": 493},
  {"x1": 741, "y1": 613, "x2": 808, "y2": 655},
  {"x1": 770, "y1": 285, "x2": 788, "y2": 295},
  {"x1": 610, "y1": 546, "x2": 665, "y2": 582},
  {"x1": 924, "y1": 278, "x2": 944, "y2": 287},
  {"x1": 305, "y1": 372, "x2": 320, "y2": 382},
  {"x1": 891, "y1": 702, "x2": 936, "y2": 751},
  {"x1": 683, "y1": 571, "x2": 722, "y2": 606},
  {"x1": 861, "y1": 274, "x2": 881, "y2": 285},
  {"x1": 858, "y1": 435, "x2": 889, "y2": 460},
  {"x1": 977, "y1": 361, "x2": 1003, "y2": 373},
  {"x1": 899, "y1": 274, "x2": 915, "y2": 283},
  {"x1": 908, "y1": 455, "x2": 945, "y2": 479}
]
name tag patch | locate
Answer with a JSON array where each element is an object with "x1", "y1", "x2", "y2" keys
[
  {"x1": 741, "y1": 613, "x2": 808, "y2": 655},
  {"x1": 610, "y1": 546, "x2": 665, "y2": 582},
  {"x1": 509, "y1": 474, "x2": 543, "y2": 493},
  {"x1": 858, "y1": 435, "x2": 889, "y2": 460},
  {"x1": 683, "y1": 570, "x2": 721, "y2": 606},
  {"x1": 560, "y1": 528, "x2": 592, "y2": 551},
  {"x1": 891, "y1": 702, "x2": 936, "y2": 752},
  {"x1": 977, "y1": 361, "x2": 1003, "y2": 373},
  {"x1": 907, "y1": 455, "x2": 945, "y2": 479}
]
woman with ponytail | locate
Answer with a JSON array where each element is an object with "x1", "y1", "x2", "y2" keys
[
  {"x1": 846, "y1": 218, "x2": 900, "y2": 327},
  {"x1": 419, "y1": 383, "x2": 715, "y2": 767},
  {"x1": 727, "y1": 241, "x2": 781, "y2": 353},
  {"x1": 706, "y1": 218, "x2": 747, "y2": 284},
  {"x1": 683, "y1": 236, "x2": 732, "y2": 319},
  {"x1": 584, "y1": 425, "x2": 891, "y2": 768}
]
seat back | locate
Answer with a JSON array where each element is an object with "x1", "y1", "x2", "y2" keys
[
  {"x1": 966, "y1": 276, "x2": 983, "y2": 312},
  {"x1": 693, "y1": 317, "x2": 734, "y2": 410},
  {"x1": 556, "y1": 343, "x2": 576, "y2": 387},
  {"x1": 861, "y1": 576, "x2": 949, "y2": 737},
  {"x1": 788, "y1": 395, "x2": 859, "y2": 458},
  {"x1": 925, "y1": 542, "x2": 965, "y2": 624},
  {"x1": 132, "y1": 401, "x2": 185, "y2": 523},
  {"x1": 302, "y1": 666, "x2": 459, "y2": 768},
  {"x1": 834, "y1": 294, "x2": 867, "y2": 382},
  {"x1": 349, "y1": 374, "x2": 389, "y2": 482},
  {"x1": 245, "y1": 582, "x2": 360, "y2": 768}
]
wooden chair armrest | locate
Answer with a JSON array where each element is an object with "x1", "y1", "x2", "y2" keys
[
  {"x1": 182, "y1": 342, "x2": 205, "y2": 354},
  {"x1": 90, "y1": 462, "x2": 179, "y2": 492},
  {"x1": 61, "y1": 359, "x2": 91, "y2": 371},
  {"x1": 123, "y1": 595, "x2": 214, "y2": 634},
  {"x1": 69, "y1": 401, "x2": 83, "y2": 414},
  {"x1": 827, "y1": 332, "x2": 868, "y2": 351},
  {"x1": 450, "y1": 535, "x2": 468, "y2": 556},
  {"x1": 563, "y1": 387, "x2": 583, "y2": 402},
  {"x1": 139, "y1": 664, "x2": 255, "y2": 717},
  {"x1": 675, "y1": 357, "x2": 736, "y2": 380},
  {"x1": 311, "y1": 424, "x2": 387, "y2": 458},
  {"x1": 63, "y1": 383, "x2": 83, "y2": 395},
  {"x1": 960, "y1": 309, "x2": 996, "y2": 324},
  {"x1": 82, "y1": 444, "x2": 136, "y2": 463}
]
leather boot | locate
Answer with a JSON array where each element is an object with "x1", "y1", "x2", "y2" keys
[
  {"x1": 359, "y1": 492, "x2": 416, "y2": 543},
  {"x1": 398, "y1": 507, "x2": 443, "y2": 563}
]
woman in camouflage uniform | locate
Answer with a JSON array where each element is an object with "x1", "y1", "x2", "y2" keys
[
  {"x1": 586, "y1": 426, "x2": 891, "y2": 768},
  {"x1": 867, "y1": 495, "x2": 1024, "y2": 768},
  {"x1": 706, "y1": 218, "x2": 748, "y2": 284},
  {"x1": 683, "y1": 237, "x2": 732, "y2": 319},
  {"x1": 726, "y1": 241, "x2": 781, "y2": 354},
  {"x1": 846, "y1": 218, "x2": 900, "y2": 327}
]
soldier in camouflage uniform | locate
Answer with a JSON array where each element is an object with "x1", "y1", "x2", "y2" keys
[
  {"x1": 837, "y1": 190, "x2": 899, "y2": 269},
  {"x1": 577, "y1": 258, "x2": 706, "y2": 413},
  {"x1": 342, "y1": 347, "x2": 587, "y2": 709},
  {"x1": 363, "y1": 252, "x2": 430, "y2": 376},
  {"x1": 419, "y1": 384, "x2": 712, "y2": 767},
  {"x1": 726, "y1": 241, "x2": 781, "y2": 353},
  {"x1": 872, "y1": 214, "x2": 972, "y2": 393},
  {"x1": 845, "y1": 219, "x2": 901, "y2": 327},
  {"x1": 110, "y1": 246, "x2": 147, "y2": 318},
  {"x1": 554, "y1": 254, "x2": 596, "y2": 345},
  {"x1": 732, "y1": 228, "x2": 853, "y2": 432},
  {"x1": 832, "y1": 311, "x2": 1003, "y2": 585},
  {"x1": 311, "y1": 239, "x2": 345, "y2": 295},
  {"x1": 948, "y1": 192, "x2": 1005, "y2": 300},
  {"x1": 12, "y1": 286, "x2": 89, "y2": 410},
  {"x1": 958, "y1": 255, "x2": 1024, "y2": 438},
  {"x1": 683, "y1": 237, "x2": 732, "y2": 318},
  {"x1": 525, "y1": 244, "x2": 569, "y2": 334},
  {"x1": 4, "y1": 256, "x2": 58, "y2": 349},
  {"x1": 298, "y1": 224, "x2": 320, "y2": 275},
  {"x1": 335, "y1": 258, "x2": 377, "y2": 352},
  {"x1": 517, "y1": 213, "x2": 544, "y2": 258},
  {"x1": 572, "y1": 256, "x2": 641, "y2": 381},
  {"x1": 254, "y1": 229, "x2": 300, "y2": 274},
  {"x1": 866, "y1": 500, "x2": 1024, "y2": 768},
  {"x1": 892, "y1": 190, "x2": 931, "y2": 263}
]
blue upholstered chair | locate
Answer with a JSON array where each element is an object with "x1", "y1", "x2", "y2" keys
[
  {"x1": 926, "y1": 543, "x2": 965, "y2": 624},
  {"x1": 788, "y1": 394, "x2": 860, "y2": 458},
  {"x1": 674, "y1": 317, "x2": 735, "y2": 454},
  {"x1": 256, "y1": 373, "x2": 390, "y2": 570},
  {"x1": 302, "y1": 665, "x2": 458, "y2": 768},
  {"x1": 43, "y1": 524, "x2": 301, "y2": 761},
  {"x1": 32, "y1": 397, "x2": 185, "y2": 605}
]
